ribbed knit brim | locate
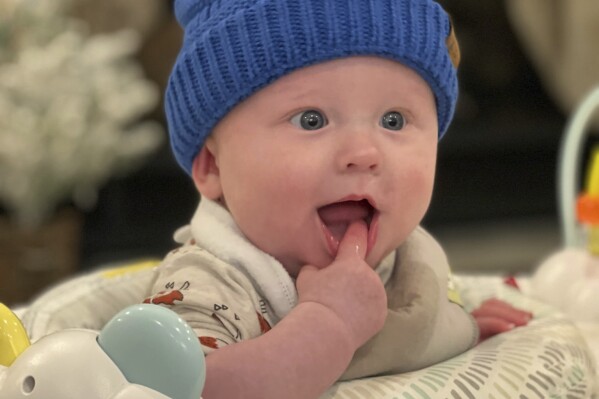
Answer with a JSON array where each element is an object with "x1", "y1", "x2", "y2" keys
[{"x1": 166, "y1": 0, "x2": 459, "y2": 174}]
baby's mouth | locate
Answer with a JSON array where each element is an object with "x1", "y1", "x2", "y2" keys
[{"x1": 317, "y1": 199, "x2": 378, "y2": 256}]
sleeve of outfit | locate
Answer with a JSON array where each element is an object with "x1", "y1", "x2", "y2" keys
[
  {"x1": 144, "y1": 245, "x2": 272, "y2": 354},
  {"x1": 341, "y1": 227, "x2": 479, "y2": 380}
]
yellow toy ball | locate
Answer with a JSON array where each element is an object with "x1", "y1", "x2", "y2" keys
[{"x1": 0, "y1": 303, "x2": 30, "y2": 367}]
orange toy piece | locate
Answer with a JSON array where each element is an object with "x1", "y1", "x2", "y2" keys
[{"x1": 577, "y1": 147, "x2": 599, "y2": 254}]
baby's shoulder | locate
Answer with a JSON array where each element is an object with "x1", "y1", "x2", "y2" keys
[
  {"x1": 156, "y1": 241, "x2": 254, "y2": 288},
  {"x1": 399, "y1": 226, "x2": 451, "y2": 278}
]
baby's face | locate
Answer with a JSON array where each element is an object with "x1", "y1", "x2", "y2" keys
[{"x1": 198, "y1": 56, "x2": 438, "y2": 276}]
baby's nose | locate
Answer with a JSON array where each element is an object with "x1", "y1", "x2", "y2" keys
[
  {"x1": 343, "y1": 150, "x2": 379, "y2": 171},
  {"x1": 336, "y1": 134, "x2": 381, "y2": 173}
]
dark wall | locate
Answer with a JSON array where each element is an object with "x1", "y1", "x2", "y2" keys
[{"x1": 428, "y1": 0, "x2": 566, "y2": 223}]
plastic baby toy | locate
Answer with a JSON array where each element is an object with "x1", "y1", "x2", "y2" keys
[
  {"x1": 531, "y1": 86, "x2": 599, "y2": 322},
  {"x1": 532, "y1": 147, "x2": 599, "y2": 321},
  {"x1": 0, "y1": 303, "x2": 205, "y2": 399}
]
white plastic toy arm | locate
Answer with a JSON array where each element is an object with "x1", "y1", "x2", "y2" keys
[{"x1": 557, "y1": 86, "x2": 599, "y2": 247}]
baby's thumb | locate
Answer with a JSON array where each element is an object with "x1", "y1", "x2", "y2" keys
[
  {"x1": 335, "y1": 220, "x2": 368, "y2": 261},
  {"x1": 296, "y1": 264, "x2": 319, "y2": 292}
]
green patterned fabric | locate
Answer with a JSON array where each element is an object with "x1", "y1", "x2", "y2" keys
[{"x1": 324, "y1": 276, "x2": 597, "y2": 398}]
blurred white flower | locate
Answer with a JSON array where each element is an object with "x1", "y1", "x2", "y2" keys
[{"x1": 0, "y1": 0, "x2": 163, "y2": 227}]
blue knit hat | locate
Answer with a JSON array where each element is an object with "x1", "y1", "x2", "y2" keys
[{"x1": 166, "y1": 0, "x2": 460, "y2": 174}]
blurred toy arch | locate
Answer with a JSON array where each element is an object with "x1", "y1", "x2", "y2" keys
[{"x1": 531, "y1": 86, "x2": 599, "y2": 322}]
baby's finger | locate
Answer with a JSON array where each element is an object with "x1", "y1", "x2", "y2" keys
[
  {"x1": 472, "y1": 302, "x2": 531, "y2": 326},
  {"x1": 296, "y1": 264, "x2": 318, "y2": 290},
  {"x1": 484, "y1": 298, "x2": 533, "y2": 319},
  {"x1": 335, "y1": 220, "x2": 368, "y2": 261},
  {"x1": 476, "y1": 316, "x2": 515, "y2": 342},
  {"x1": 481, "y1": 299, "x2": 533, "y2": 316}
]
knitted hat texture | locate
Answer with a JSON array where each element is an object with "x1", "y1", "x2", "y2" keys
[{"x1": 166, "y1": 0, "x2": 459, "y2": 174}]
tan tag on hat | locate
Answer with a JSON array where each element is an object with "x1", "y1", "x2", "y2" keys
[{"x1": 446, "y1": 20, "x2": 460, "y2": 68}]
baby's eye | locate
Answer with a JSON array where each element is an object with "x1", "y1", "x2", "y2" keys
[
  {"x1": 290, "y1": 110, "x2": 328, "y2": 131},
  {"x1": 380, "y1": 111, "x2": 405, "y2": 131}
]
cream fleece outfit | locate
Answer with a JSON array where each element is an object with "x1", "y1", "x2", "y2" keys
[{"x1": 145, "y1": 198, "x2": 478, "y2": 379}]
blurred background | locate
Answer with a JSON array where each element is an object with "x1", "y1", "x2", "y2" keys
[{"x1": 1, "y1": 0, "x2": 598, "y2": 306}]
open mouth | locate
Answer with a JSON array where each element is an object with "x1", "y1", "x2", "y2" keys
[{"x1": 317, "y1": 198, "x2": 378, "y2": 256}]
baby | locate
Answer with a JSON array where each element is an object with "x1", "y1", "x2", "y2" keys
[{"x1": 145, "y1": 1, "x2": 532, "y2": 398}]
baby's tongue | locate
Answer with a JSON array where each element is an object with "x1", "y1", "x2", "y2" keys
[{"x1": 318, "y1": 201, "x2": 370, "y2": 242}]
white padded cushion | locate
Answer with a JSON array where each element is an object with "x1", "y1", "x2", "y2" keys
[
  {"x1": 325, "y1": 275, "x2": 597, "y2": 398},
  {"x1": 21, "y1": 261, "x2": 157, "y2": 341},
  {"x1": 20, "y1": 269, "x2": 598, "y2": 397}
]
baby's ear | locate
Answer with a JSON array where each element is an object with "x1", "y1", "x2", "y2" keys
[{"x1": 192, "y1": 141, "x2": 223, "y2": 200}]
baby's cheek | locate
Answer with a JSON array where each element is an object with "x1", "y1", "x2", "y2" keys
[
  {"x1": 411, "y1": 154, "x2": 436, "y2": 183},
  {"x1": 393, "y1": 169, "x2": 434, "y2": 211}
]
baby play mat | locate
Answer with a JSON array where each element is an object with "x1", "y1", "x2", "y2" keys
[{"x1": 18, "y1": 265, "x2": 598, "y2": 398}]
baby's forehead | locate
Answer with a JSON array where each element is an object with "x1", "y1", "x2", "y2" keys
[
  {"x1": 250, "y1": 56, "x2": 434, "y2": 104},
  {"x1": 216, "y1": 55, "x2": 437, "y2": 131}
]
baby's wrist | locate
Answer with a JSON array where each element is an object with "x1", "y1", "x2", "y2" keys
[{"x1": 295, "y1": 300, "x2": 360, "y2": 353}]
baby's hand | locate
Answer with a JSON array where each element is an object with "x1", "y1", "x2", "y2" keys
[
  {"x1": 296, "y1": 220, "x2": 387, "y2": 350},
  {"x1": 471, "y1": 298, "x2": 533, "y2": 343}
]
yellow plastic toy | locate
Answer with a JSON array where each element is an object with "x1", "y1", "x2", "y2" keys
[{"x1": 0, "y1": 303, "x2": 30, "y2": 367}]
